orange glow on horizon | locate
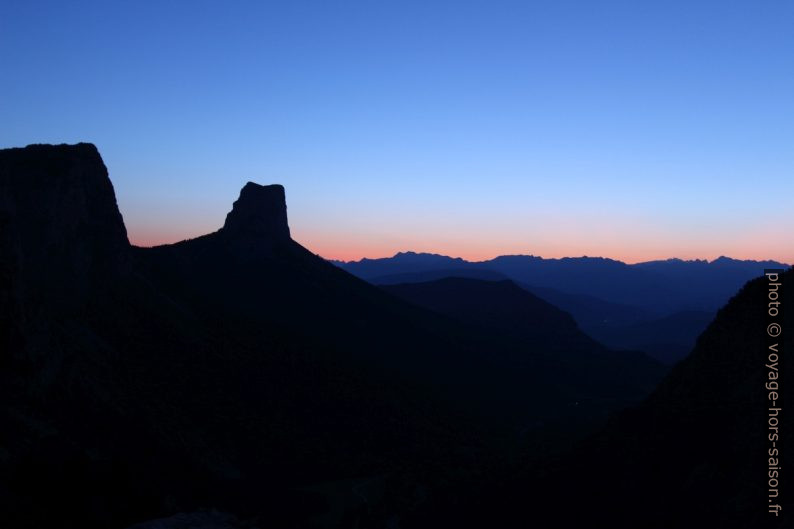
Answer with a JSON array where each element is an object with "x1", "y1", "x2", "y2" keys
[
  {"x1": 127, "y1": 228, "x2": 793, "y2": 266},
  {"x1": 312, "y1": 248, "x2": 793, "y2": 265},
  {"x1": 291, "y1": 236, "x2": 793, "y2": 266}
]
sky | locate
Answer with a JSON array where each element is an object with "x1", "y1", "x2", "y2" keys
[{"x1": 1, "y1": 0, "x2": 792, "y2": 263}]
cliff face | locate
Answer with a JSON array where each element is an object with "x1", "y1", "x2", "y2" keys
[
  {"x1": 580, "y1": 268, "x2": 792, "y2": 529},
  {"x1": 0, "y1": 143, "x2": 130, "y2": 366},
  {"x1": 0, "y1": 143, "x2": 129, "y2": 279},
  {"x1": 221, "y1": 181, "x2": 290, "y2": 242},
  {"x1": 0, "y1": 145, "x2": 337, "y2": 527},
  {"x1": 212, "y1": 181, "x2": 292, "y2": 259}
]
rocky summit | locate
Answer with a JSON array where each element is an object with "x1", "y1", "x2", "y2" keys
[{"x1": 220, "y1": 181, "x2": 290, "y2": 242}]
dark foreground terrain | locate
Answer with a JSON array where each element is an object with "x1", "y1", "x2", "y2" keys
[{"x1": 0, "y1": 143, "x2": 788, "y2": 528}]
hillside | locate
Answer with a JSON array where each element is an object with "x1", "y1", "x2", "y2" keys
[{"x1": 0, "y1": 143, "x2": 666, "y2": 528}]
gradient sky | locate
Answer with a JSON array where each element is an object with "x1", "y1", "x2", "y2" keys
[{"x1": 2, "y1": 0, "x2": 792, "y2": 263}]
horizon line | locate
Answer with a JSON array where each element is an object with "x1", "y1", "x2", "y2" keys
[
  {"x1": 321, "y1": 250, "x2": 792, "y2": 267},
  {"x1": 129, "y1": 234, "x2": 791, "y2": 267}
]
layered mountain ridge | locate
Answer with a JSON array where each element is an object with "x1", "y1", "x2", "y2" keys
[
  {"x1": 0, "y1": 143, "x2": 666, "y2": 528},
  {"x1": 335, "y1": 251, "x2": 787, "y2": 314},
  {"x1": 407, "y1": 267, "x2": 792, "y2": 529},
  {"x1": 335, "y1": 252, "x2": 786, "y2": 364}
]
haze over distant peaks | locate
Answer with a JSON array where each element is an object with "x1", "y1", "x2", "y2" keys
[
  {"x1": 334, "y1": 251, "x2": 788, "y2": 316},
  {"x1": 336, "y1": 251, "x2": 786, "y2": 268}
]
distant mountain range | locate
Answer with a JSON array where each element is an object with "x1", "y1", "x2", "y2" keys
[
  {"x1": 334, "y1": 252, "x2": 786, "y2": 364},
  {"x1": 334, "y1": 251, "x2": 786, "y2": 314},
  {"x1": 0, "y1": 144, "x2": 666, "y2": 528}
]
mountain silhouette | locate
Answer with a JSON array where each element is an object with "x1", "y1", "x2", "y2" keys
[
  {"x1": 339, "y1": 254, "x2": 781, "y2": 363},
  {"x1": 221, "y1": 181, "x2": 291, "y2": 241},
  {"x1": 383, "y1": 278, "x2": 583, "y2": 340},
  {"x1": 562, "y1": 267, "x2": 792, "y2": 528},
  {"x1": 0, "y1": 143, "x2": 667, "y2": 529},
  {"x1": 405, "y1": 267, "x2": 792, "y2": 529},
  {"x1": 337, "y1": 252, "x2": 786, "y2": 315},
  {"x1": 370, "y1": 268, "x2": 509, "y2": 285},
  {"x1": 330, "y1": 251, "x2": 470, "y2": 279},
  {"x1": 382, "y1": 277, "x2": 665, "y2": 418},
  {"x1": 371, "y1": 273, "x2": 708, "y2": 364},
  {"x1": 586, "y1": 309, "x2": 716, "y2": 365}
]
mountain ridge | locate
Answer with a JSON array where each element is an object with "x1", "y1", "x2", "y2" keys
[
  {"x1": 0, "y1": 143, "x2": 668, "y2": 528},
  {"x1": 334, "y1": 251, "x2": 787, "y2": 268},
  {"x1": 335, "y1": 251, "x2": 785, "y2": 317}
]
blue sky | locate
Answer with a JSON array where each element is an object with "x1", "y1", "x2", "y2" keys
[{"x1": 2, "y1": 0, "x2": 792, "y2": 262}]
